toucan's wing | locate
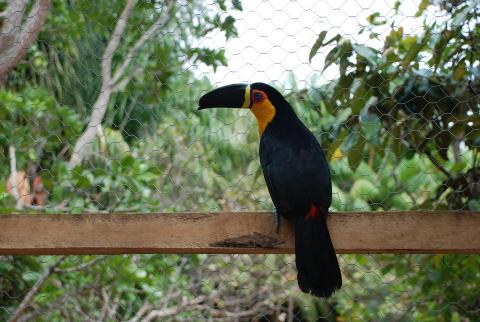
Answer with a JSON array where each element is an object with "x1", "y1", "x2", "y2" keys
[
  {"x1": 300, "y1": 143, "x2": 332, "y2": 210},
  {"x1": 261, "y1": 150, "x2": 310, "y2": 217},
  {"x1": 261, "y1": 138, "x2": 331, "y2": 216}
]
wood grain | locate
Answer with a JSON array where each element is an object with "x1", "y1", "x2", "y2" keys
[{"x1": 0, "y1": 211, "x2": 479, "y2": 255}]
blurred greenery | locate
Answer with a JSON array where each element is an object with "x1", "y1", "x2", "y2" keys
[{"x1": 0, "y1": 0, "x2": 479, "y2": 321}]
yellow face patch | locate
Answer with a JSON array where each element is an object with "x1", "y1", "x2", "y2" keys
[
  {"x1": 241, "y1": 85, "x2": 251, "y2": 109},
  {"x1": 250, "y1": 89, "x2": 276, "y2": 136}
]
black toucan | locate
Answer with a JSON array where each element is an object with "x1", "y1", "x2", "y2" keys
[{"x1": 198, "y1": 82, "x2": 342, "y2": 298}]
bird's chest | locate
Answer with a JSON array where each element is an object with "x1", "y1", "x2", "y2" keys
[{"x1": 259, "y1": 128, "x2": 314, "y2": 168}]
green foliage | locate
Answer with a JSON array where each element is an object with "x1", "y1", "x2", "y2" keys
[
  {"x1": 303, "y1": 0, "x2": 480, "y2": 320},
  {"x1": 7, "y1": 0, "x2": 242, "y2": 140},
  {"x1": 0, "y1": 87, "x2": 81, "y2": 177},
  {"x1": 335, "y1": 254, "x2": 480, "y2": 321},
  {"x1": 0, "y1": 256, "x2": 42, "y2": 321},
  {"x1": 309, "y1": 0, "x2": 480, "y2": 210},
  {"x1": 0, "y1": 88, "x2": 80, "y2": 148}
]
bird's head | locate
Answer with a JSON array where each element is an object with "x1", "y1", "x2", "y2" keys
[{"x1": 198, "y1": 82, "x2": 290, "y2": 136}]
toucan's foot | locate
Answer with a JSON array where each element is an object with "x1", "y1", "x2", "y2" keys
[{"x1": 274, "y1": 208, "x2": 281, "y2": 233}]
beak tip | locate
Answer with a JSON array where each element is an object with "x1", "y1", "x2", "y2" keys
[{"x1": 197, "y1": 95, "x2": 209, "y2": 110}]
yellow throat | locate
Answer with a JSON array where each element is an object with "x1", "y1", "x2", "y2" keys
[{"x1": 250, "y1": 99, "x2": 276, "y2": 136}]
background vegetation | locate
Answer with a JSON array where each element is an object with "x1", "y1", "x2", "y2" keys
[{"x1": 0, "y1": 0, "x2": 479, "y2": 320}]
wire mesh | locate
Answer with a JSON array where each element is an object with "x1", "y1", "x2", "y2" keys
[{"x1": 1, "y1": 0, "x2": 479, "y2": 321}]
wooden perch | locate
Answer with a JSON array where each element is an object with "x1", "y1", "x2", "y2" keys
[{"x1": 0, "y1": 211, "x2": 479, "y2": 255}]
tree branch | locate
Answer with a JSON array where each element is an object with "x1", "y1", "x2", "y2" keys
[
  {"x1": 128, "y1": 300, "x2": 151, "y2": 322},
  {"x1": 8, "y1": 145, "x2": 23, "y2": 209},
  {"x1": 407, "y1": 141, "x2": 452, "y2": 178},
  {"x1": 0, "y1": 0, "x2": 27, "y2": 53},
  {"x1": 18, "y1": 283, "x2": 95, "y2": 322},
  {"x1": 97, "y1": 124, "x2": 106, "y2": 158},
  {"x1": 111, "y1": 0, "x2": 174, "y2": 86},
  {"x1": 9, "y1": 256, "x2": 65, "y2": 322},
  {"x1": 112, "y1": 66, "x2": 143, "y2": 92},
  {"x1": 69, "y1": 0, "x2": 172, "y2": 168},
  {"x1": 118, "y1": 94, "x2": 140, "y2": 133},
  {"x1": 0, "y1": 0, "x2": 51, "y2": 81},
  {"x1": 424, "y1": 149, "x2": 452, "y2": 178},
  {"x1": 101, "y1": 0, "x2": 137, "y2": 87},
  {"x1": 52, "y1": 255, "x2": 108, "y2": 274},
  {"x1": 140, "y1": 296, "x2": 207, "y2": 322},
  {"x1": 68, "y1": 0, "x2": 136, "y2": 168}
]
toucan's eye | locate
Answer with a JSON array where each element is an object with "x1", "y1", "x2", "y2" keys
[{"x1": 253, "y1": 91, "x2": 263, "y2": 102}]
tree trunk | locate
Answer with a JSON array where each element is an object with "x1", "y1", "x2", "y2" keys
[{"x1": 0, "y1": 0, "x2": 51, "y2": 82}]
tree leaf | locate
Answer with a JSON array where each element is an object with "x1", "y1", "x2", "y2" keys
[
  {"x1": 352, "y1": 44, "x2": 379, "y2": 66},
  {"x1": 452, "y1": 4, "x2": 472, "y2": 27},
  {"x1": 323, "y1": 46, "x2": 338, "y2": 71},
  {"x1": 309, "y1": 31, "x2": 327, "y2": 62},
  {"x1": 327, "y1": 128, "x2": 348, "y2": 160},
  {"x1": 367, "y1": 12, "x2": 386, "y2": 26},
  {"x1": 453, "y1": 60, "x2": 466, "y2": 81},
  {"x1": 216, "y1": 0, "x2": 227, "y2": 11},
  {"x1": 350, "y1": 80, "x2": 371, "y2": 114},
  {"x1": 341, "y1": 131, "x2": 357, "y2": 153},
  {"x1": 402, "y1": 37, "x2": 424, "y2": 69},
  {"x1": 415, "y1": 0, "x2": 430, "y2": 17},
  {"x1": 232, "y1": 0, "x2": 242, "y2": 10},
  {"x1": 360, "y1": 113, "x2": 381, "y2": 143},
  {"x1": 348, "y1": 134, "x2": 366, "y2": 171},
  {"x1": 391, "y1": 125, "x2": 405, "y2": 157}
]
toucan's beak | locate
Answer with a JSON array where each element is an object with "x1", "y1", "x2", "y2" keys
[{"x1": 198, "y1": 83, "x2": 251, "y2": 110}]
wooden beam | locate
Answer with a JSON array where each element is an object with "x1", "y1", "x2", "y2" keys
[{"x1": 0, "y1": 211, "x2": 479, "y2": 255}]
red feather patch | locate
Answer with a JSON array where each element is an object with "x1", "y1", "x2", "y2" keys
[{"x1": 307, "y1": 204, "x2": 319, "y2": 219}]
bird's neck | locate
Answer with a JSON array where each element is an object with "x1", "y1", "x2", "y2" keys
[{"x1": 250, "y1": 99, "x2": 276, "y2": 136}]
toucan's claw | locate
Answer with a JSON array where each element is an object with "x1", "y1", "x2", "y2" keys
[{"x1": 274, "y1": 208, "x2": 281, "y2": 233}]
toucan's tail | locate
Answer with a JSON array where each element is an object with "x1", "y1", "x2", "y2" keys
[{"x1": 295, "y1": 213, "x2": 342, "y2": 298}]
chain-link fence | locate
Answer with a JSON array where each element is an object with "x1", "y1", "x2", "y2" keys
[{"x1": 1, "y1": 0, "x2": 479, "y2": 321}]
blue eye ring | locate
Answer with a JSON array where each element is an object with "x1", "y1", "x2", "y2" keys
[{"x1": 253, "y1": 91, "x2": 263, "y2": 101}]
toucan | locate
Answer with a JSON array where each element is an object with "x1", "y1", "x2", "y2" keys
[{"x1": 198, "y1": 82, "x2": 342, "y2": 298}]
